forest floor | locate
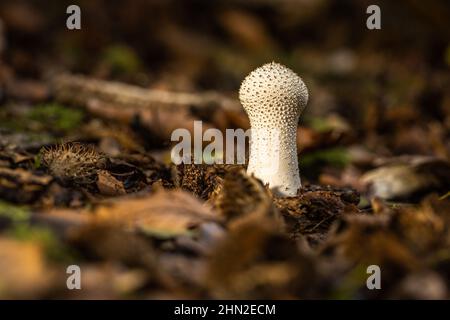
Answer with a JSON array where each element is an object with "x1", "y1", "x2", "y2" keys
[{"x1": 0, "y1": 0, "x2": 449, "y2": 299}]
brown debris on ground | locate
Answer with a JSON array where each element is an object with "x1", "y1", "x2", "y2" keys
[{"x1": 0, "y1": 0, "x2": 449, "y2": 300}]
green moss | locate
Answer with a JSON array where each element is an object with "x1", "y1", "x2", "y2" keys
[
  {"x1": 329, "y1": 263, "x2": 368, "y2": 299},
  {"x1": 29, "y1": 103, "x2": 84, "y2": 131},
  {"x1": 304, "y1": 115, "x2": 350, "y2": 133},
  {"x1": 445, "y1": 44, "x2": 450, "y2": 67},
  {"x1": 357, "y1": 196, "x2": 370, "y2": 209},
  {"x1": 0, "y1": 103, "x2": 82, "y2": 134},
  {"x1": 304, "y1": 116, "x2": 335, "y2": 132},
  {"x1": 0, "y1": 201, "x2": 77, "y2": 263},
  {"x1": 300, "y1": 147, "x2": 350, "y2": 180},
  {"x1": 301, "y1": 147, "x2": 350, "y2": 169},
  {"x1": 8, "y1": 223, "x2": 77, "y2": 263},
  {"x1": 102, "y1": 44, "x2": 141, "y2": 75},
  {"x1": 34, "y1": 152, "x2": 42, "y2": 169},
  {"x1": 0, "y1": 201, "x2": 30, "y2": 223}
]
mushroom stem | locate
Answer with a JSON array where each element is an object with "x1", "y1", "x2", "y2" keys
[{"x1": 247, "y1": 125, "x2": 300, "y2": 196}]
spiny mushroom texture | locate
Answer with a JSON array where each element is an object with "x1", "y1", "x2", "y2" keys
[{"x1": 239, "y1": 62, "x2": 308, "y2": 197}]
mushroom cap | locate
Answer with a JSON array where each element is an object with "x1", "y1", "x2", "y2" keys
[{"x1": 239, "y1": 62, "x2": 308, "y2": 127}]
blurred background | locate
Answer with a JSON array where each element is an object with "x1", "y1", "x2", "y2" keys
[
  {"x1": 1, "y1": 4, "x2": 449, "y2": 126},
  {"x1": 0, "y1": 0, "x2": 450, "y2": 300}
]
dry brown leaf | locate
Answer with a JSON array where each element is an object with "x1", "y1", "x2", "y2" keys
[
  {"x1": 0, "y1": 167, "x2": 52, "y2": 203},
  {"x1": 94, "y1": 189, "x2": 221, "y2": 238},
  {"x1": 96, "y1": 170, "x2": 126, "y2": 196},
  {"x1": 393, "y1": 198, "x2": 447, "y2": 254},
  {"x1": 210, "y1": 167, "x2": 276, "y2": 228},
  {"x1": 324, "y1": 214, "x2": 420, "y2": 274},
  {"x1": 362, "y1": 157, "x2": 450, "y2": 200},
  {"x1": 0, "y1": 238, "x2": 52, "y2": 298},
  {"x1": 0, "y1": 145, "x2": 34, "y2": 165},
  {"x1": 206, "y1": 214, "x2": 317, "y2": 299},
  {"x1": 35, "y1": 207, "x2": 92, "y2": 233}
]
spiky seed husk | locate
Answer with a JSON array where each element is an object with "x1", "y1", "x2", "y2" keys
[{"x1": 40, "y1": 142, "x2": 107, "y2": 185}]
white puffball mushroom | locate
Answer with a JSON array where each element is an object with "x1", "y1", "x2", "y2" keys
[{"x1": 239, "y1": 62, "x2": 308, "y2": 197}]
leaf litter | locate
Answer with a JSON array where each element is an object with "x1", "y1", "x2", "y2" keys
[{"x1": 0, "y1": 0, "x2": 449, "y2": 299}]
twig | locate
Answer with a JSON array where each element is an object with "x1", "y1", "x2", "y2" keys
[{"x1": 50, "y1": 73, "x2": 240, "y2": 111}]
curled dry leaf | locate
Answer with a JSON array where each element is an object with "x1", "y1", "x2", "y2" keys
[
  {"x1": 0, "y1": 145, "x2": 34, "y2": 165},
  {"x1": 393, "y1": 201, "x2": 446, "y2": 254},
  {"x1": 68, "y1": 224, "x2": 172, "y2": 293},
  {"x1": 96, "y1": 170, "x2": 126, "y2": 196},
  {"x1": 94, "y1": 189, "x2": 221, "y2": 239},
  {"x1": 69, "y1": 223, "x2": 160, "y2": 275},
  {"x1": 361, "y1": 157, "x2": 450, "y2": 200},
  {"x1": 205, "y1": 213, "x2": 318, "y2": 299},
  {"x1": 321, "y1": 195, "x2": 450, "y2": 296},
  {"x1": 36, "y1": 205, "x2": 92, "y2": 225},
  {"x1": 209, "y1": 167, "x2": 277, "y2": 228},
  {"x1": 0, "y1": 167, "x2": 52, "y2": 203},
  {"x1": 323, "y1": 214, "x2": 420, "y2": 279}
]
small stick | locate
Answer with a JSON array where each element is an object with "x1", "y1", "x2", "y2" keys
[{"x1": 50, "y1": 73, "x2": 239, "y2": 111}]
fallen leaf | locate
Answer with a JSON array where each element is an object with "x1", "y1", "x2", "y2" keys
[
  {"x1": 96, "y1": 170, "x2": 126, "y2": 196},
  {"x1": 209, "y1": 167, "x2": 276, "y2": 227},
  {"x1": 362, "y1": 157, "x2": 450, "y2": 200},
  {"x1": 94, "y1": 189, "x2": 221, "y2": 238},
  {"x1": 0, "y1": 237, "x2": 51, "y2": 298},
  {"x1": 0, "y1": 167, "x2": 52, "y2": 203}
]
